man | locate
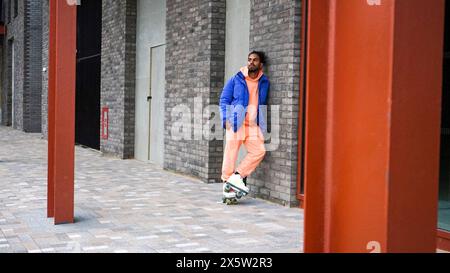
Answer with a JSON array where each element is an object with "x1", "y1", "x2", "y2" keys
[{"x1": 219, "y1": 51, "x2": 270, "y2": 201}]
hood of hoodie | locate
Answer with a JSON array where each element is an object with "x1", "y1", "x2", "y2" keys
[{"x1": 240, "y1": 66, "x2": 264, "y2": 82}]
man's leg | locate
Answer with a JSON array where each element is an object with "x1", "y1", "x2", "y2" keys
[
  {"x1": 221, "y1": 127, "x2": 244, "y2": 182},
  {"x1": 236, "y1": 125, "x2": 266, "y2": 179}
]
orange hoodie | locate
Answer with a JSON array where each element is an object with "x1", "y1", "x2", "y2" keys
[{"x1": 240, "y1": 66, "x2": 263, "y2": 126}]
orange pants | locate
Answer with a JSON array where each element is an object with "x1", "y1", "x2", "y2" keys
[{"x1": 221, "y1": 123, "x2": 266, "y2": 182}]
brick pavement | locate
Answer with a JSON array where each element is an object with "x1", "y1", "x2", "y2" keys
[{"x1": 0, "y1": 126, "x2": 303, "y2": 253}]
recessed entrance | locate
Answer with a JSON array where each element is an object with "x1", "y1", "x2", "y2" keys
[{"x1": 75, "y1": 0, "x2": 102, "y2": 150}]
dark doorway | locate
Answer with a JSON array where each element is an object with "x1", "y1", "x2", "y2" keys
[
  {"x1": 75, "y1": 0, "x2": 102, "y2": 150},
  {"x1": 8, "y1": 39, "x2": 13, "y2": 127},
  {"x1": 296, "y1": 0, "x2": 308, "y2": 207},
  {"x1": 438, "y1": 1, "x2": 450, "y2": 233}
]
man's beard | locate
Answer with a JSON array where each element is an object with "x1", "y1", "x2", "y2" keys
[{"x1": 248, "y1": 65, "x2": 260, "y2": 73}]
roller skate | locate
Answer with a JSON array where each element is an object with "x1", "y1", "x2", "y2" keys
[
  {"x1": 224, "y1": 173, "x2": 249, "y2": 201},
  {"x1": 222, "y1": 183, "x2": 238, "y2": 205}
]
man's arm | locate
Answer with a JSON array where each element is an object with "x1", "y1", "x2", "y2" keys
[{"x1": 220, "y1": 77, "x2": 234, "y2": 129}]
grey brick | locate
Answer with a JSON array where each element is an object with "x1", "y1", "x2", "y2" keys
[
  {"x1": 100, "y1": 0, "x2": 137, "y2": 159},
  {"x1": 248, "y1": 0, "x2": 302, "y2": 207},
  {"x1": 164, "y1": 0, "x2": 225, "y2": 183}
]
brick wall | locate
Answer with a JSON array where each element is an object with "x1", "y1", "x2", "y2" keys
[
  {"x1": 23, "y1": 0, "x2": 42, "y2": 132},
  {"x1": 248, "y1": 0, "x2": 302, "y2": 207},
  {"x1": 100, "y1": 0, "x2": 137, "y2": 159},
  {"x1": 2, "y1": 0, "x2": 24, "y2": 129},
  {"x1": 164, "y1": 0, "x2": 226, "y2": 183},
  {"x1": 41, "y1": 0, "x2": 48, "y2": 137},
  {"x1": 0, "y1": 1, "x2": 11, "y2": 126},
  {"x1": 1, "y1": 0, "x2": 42, "y2": 133},
  {"x1": 0, "y1": 36, "x2": 11, "y2": 126}
]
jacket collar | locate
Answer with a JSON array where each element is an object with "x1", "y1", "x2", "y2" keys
[{"x1": 237, "y1": 71, "x2": 268, "y2": 83}]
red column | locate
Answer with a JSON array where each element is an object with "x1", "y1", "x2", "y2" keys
[
  {"x1": 47, "y1": 0, "x2": 77, "y2": 225},
  {"x1": 47, "y1": 0, "x2": 56, "y2": 218},
  {"x1": 303, "y1": 0, "x2": 444, "y2": 252}
]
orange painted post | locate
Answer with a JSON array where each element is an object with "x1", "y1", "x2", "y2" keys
[
  {"x1": 303, "y1": 0, "x2": 444, "y2": 253},
  {"x1": 47, "y1": 0, "x2": 56, "y2": 219},
  {"x1": 47, "y1": 0, "x2": 77, "y2": 224},
  {"x1": 302, "y1": 0, "x2": 333, "y2": 253},
  {"x1": 48, "y1": 0, "x2": 57, "y2": 221}
]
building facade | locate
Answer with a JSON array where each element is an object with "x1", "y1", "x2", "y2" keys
[
  {"x1": 40, "y1": 0, "x2": 302, "y2": 207},
  {"x1": 0, "y1": 0, "x2": 304, "y2": 207},
  {"x1": 1, "y1": 0, "x2": 450, "y2": 252}
]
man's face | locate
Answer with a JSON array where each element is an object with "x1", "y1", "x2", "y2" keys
[{"x1": 247, "y1": 54, "x2": 262, "y2": 73}]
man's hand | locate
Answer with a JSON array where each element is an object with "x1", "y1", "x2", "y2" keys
[{"x1": 226, "y1": 121, "x2": 231, "y2": 130}]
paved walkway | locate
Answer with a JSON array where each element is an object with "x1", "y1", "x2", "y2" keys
[{"x1": 0, "y1": 126, "x2": 303, "y2": 253}]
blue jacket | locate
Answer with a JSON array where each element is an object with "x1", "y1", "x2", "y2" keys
[{"x1": 220, "y1": 71, "x2": 270, "y2": 133}]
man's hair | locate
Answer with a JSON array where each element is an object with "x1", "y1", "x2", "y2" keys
[{"x1": 248, "y1": 51, "x2": 266, "y2": 64}]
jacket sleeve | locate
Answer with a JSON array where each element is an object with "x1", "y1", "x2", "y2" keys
[{"x1": 220, "y1": 76, "x2": 234, "y2": 129}]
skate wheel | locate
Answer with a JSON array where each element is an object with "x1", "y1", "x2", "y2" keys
[
  {"x1": 224, "y1": 184, "x2": 231, "y2": 191},
  {"x1": 236, "y1": 192, "x2": 243, "y2": 199}
]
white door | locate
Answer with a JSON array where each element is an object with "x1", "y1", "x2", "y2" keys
[
  {"x1": 148, "y1": 45, "x2": 166, "y2": 165},
  {"x1": 134, "y1": 0, "x2": 166, "y2": 164}
]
